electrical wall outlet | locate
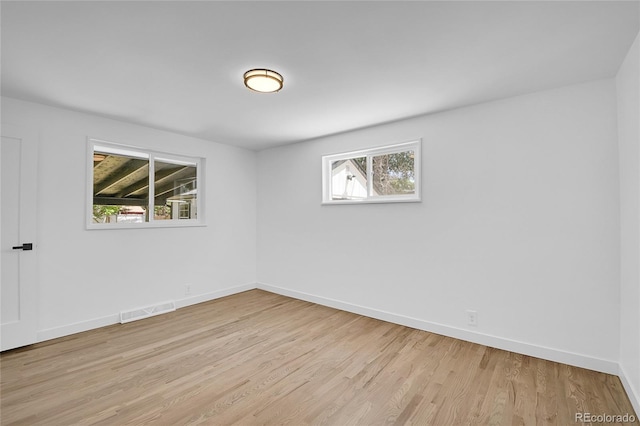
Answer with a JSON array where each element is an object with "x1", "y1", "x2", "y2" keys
[
  {"x1": 466, "y1": 310, "x2": 478, "y2": 326},
  {"x1": 184, "y1": 284, "x2": 192, "y2": 296}
]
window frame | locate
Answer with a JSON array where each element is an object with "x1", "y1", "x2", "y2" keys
[
  {"x1": 86, "y1": 138, "x2": 205, "y2": 230},
  {"x1": 322, "y1": 139, "x2": 422, "y2": 205}
]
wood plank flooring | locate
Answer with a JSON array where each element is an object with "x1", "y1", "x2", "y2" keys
[{"x1": 1, "y1": 289, "x2": 637, "y2": 425}]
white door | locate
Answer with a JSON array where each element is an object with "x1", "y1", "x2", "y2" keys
[{"x1": 1, "y1": 125, "x2": 38, "y2": 351}]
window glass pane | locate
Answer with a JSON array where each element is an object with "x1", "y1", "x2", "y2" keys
[
  {"x1": 322, "y1": 140, "x2": 420, "y2": 204},
  {"x1": 154, "y1": 160, "x2": 197, "y2": 221},
  {"x1": 331, "y1": 157, "x2": 367, "y2": 200},
  {"x1": 371, "y1": 150, "x2": 415, "y2": 196},
  {"x1": 92, "y1": 150, "x2": 149, "y2": 223}
]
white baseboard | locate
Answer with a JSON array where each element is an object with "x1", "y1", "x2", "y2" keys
[
  {"x1": 174, "y1": 282, "x2": 255, "y2": 309},
  {"x1": 257, "y1": 282, "x2": 619, "y2": 375},
  {"x1": 38, "y1": 313, "x2": 120, "y2": 342},
  {"x1": 619, "y1": 364, "x2": 640, "y2": 417},
  {"x1": 36, "y1": 281, "x2": 623, "y2": 380},
  {"x1": 37, "y1": 282, "x2": 256, "y2": 343}
]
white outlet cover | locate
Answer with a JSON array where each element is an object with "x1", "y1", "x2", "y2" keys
[{"x1": 466, "y1": 310, "x2": 478, "y2": 326}]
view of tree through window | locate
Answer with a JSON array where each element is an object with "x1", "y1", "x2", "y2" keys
[
  {"x1": 323, "y1": 140, "x2": 421, "y2": 204},
  {"x1": 371, "y1": 151, "x2": 415, "y2": 195}
]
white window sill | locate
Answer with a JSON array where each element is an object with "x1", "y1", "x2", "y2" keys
[
  {"x1": 322, "y1": 197, "x2": 422, "y2": 205},
  {"x1": 86, "y1": 220, "x2": 206, "y2": 230}
]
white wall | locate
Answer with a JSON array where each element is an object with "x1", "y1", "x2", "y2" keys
[
  {"x1": 257, "y1": 79, "x2": 621, "y2": 373},
  {"x1": 617, "y1": 31, "x2": 640, "y2": 414},
  {"x1": 2, "y1": 97, "x2": 257, "y2": 340}
]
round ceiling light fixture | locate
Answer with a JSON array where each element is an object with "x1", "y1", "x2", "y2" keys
[{"x1": 243, "y1": 68, "x2": 283, "y2": 93}]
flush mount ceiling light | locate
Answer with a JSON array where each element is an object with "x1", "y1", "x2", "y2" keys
[{"x1": 243, "y1": 68, "x2": 283, "y2": 93}]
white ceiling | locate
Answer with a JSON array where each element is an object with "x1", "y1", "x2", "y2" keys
[{"x1": 2, "y1": 1, "x2": 639, "y2": 150}]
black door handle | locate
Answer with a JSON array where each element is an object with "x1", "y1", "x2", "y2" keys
[{"x1": 12, "y1": 243, "x2": 33, "y2": 251}]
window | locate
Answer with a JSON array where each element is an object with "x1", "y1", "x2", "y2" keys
[
  {"x1": 322, "y1": 140, "x2": 421, "y2": 204},
  {"x1": 88, "y1": 139, "x2": 204, "y2": 229}
]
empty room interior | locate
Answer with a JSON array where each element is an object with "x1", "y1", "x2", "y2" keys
[{"x1": 1, "y1": 1, "x2": 639, "y2": 424}]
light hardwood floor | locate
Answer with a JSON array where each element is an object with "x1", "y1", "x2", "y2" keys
[{"x1": 1, "y1": 289, "x2": 637, "y2": 425}]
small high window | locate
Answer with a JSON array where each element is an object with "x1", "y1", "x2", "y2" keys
[
  {"x1": 322, "y1": 140, "x2": 421, "y2": 204},
  {"x1": 88, "y1": 139, "x2": 204, "y2": 229}
]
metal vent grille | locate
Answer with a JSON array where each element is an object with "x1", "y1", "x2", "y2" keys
[{"x1": 119, "y1": 301, "x2": 176, "y2": 324}]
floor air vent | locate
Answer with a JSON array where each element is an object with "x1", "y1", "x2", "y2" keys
[{"x1": 119, "y1": 300, "x2": 176, "y2": 324}]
